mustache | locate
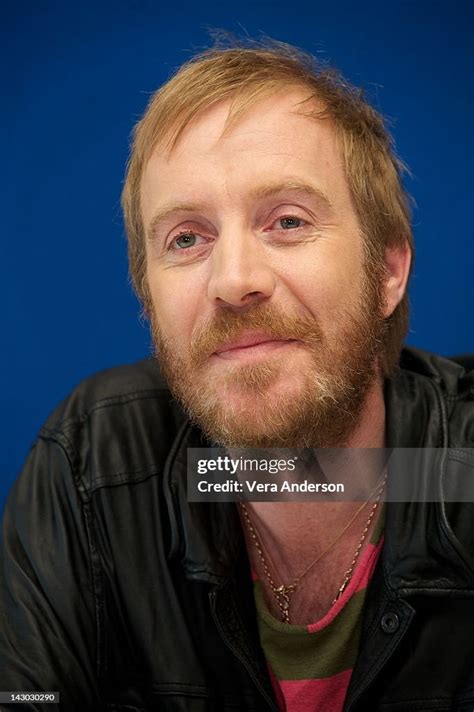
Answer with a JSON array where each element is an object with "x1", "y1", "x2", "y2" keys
[{"x1": 189, "y1": 304, "x2": 324, "y2": 364}]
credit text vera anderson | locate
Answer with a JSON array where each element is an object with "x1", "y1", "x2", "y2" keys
[{"x1": 197, "y1": 480, "x2": 345, "y2": 493}]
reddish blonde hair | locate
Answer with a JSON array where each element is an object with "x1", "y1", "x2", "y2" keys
[{"x1": 122, "y1": 38, "x2": 413, "y2": 376}]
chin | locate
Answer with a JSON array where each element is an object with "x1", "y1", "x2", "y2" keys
[{"x1": 186, "y1": 381, "x2": 319, "y2": 449}]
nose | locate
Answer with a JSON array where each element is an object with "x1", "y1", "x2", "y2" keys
[{"x1": 207, "y1": 228, "x2": 276, "y2": 309}]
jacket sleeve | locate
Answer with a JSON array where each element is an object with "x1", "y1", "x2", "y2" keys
[{"x1": 0, "y1": 435, "x2": 102, "y2": 710}]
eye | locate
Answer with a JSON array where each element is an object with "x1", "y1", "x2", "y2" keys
[
  {"x1": 170, "y1": 231, "x2": 204, "y2": 250},
  {"x1": 278, "y1": 216, "x2": 304, "y2": 229},
  {"x1": 262, "y1": 211, "x2": 311, "y2": 240}
]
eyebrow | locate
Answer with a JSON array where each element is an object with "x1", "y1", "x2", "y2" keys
[{"x1": 146, "y1": 179, "x2": 334, "y2": 242}]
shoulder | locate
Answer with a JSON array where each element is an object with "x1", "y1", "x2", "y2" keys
[
  {"x1": 399, "y1": 346, "x2": 474, "y2": 395},
  {"x1": 399, "y1": 346, "x2": 474, "y2": 447},
  {"x1": 40, "y1": 358, "x2": 172, "y2": 429},
  {"x1": 36, "y1": 359, "x2": 188, "y2": 496}
]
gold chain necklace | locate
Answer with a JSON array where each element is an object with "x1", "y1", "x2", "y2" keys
[{"x1": 239, "y1": 472, "x2": 387, "y2": 624}]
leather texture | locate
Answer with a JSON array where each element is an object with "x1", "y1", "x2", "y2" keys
[{"x1": 1, "y1": 347, "x2": 473, "y2": 711}]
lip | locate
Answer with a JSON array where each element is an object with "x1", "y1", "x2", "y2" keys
[{"x1": 213, "y1": 332, "x2": 297, "y2": 357}]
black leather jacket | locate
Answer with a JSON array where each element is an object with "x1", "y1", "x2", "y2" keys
[{"x1": 1, "y1": 347, "x2": 474, "y2": 711}]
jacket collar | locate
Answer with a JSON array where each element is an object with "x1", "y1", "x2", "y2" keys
[{"x1": 163, "y1": 348, "x2": 474, "y2": 594}]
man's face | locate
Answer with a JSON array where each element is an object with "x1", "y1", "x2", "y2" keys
[{"x1": 141, "y1": 90, "x2": 387, "y2": 448}]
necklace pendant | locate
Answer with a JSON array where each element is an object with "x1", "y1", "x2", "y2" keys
[
  {"x1": 278, "y1": 596, "x2": 291, "y2": 623},
  {"x1": 275, "y1": 585, "x2": 294, "y2": 622},
  {"x1": 276, "y1": 587, "x2": 291, "y2": 608},
  {"x1": 277, "y1": 583, "x2": 296, "y2": 596}
]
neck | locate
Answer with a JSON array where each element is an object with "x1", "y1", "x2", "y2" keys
[
  {"x1": 341, "y1": 374, "x2": 386, "y2": 450},
  {"x1": 249, "y1": 373, "x2": 385, "y2": 495},
  {"x1": 239, "y1": 376, "x2": 386, "y2": 577}
]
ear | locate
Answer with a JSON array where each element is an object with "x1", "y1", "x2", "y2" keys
[{"x1": 382, "y1": 242, "x2": 412, "y2": 318}]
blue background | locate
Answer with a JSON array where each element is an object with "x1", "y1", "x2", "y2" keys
[{"x1": 2, "y1": 0, "x2": 473, "y2": 509}]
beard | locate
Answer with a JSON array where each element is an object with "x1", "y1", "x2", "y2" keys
[{"x1": 150, "y1": 267, "x2": 387, "y2": 448}]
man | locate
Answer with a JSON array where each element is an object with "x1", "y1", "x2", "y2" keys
[{"x1": 1, "y1": 40, "x2": 473, "y2": 711}]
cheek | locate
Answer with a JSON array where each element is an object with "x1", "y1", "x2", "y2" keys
[
  {"x1": 281, "y1": 251, "x2": 365, "y2": 344},
  {"x1": 147, "y1": 267, "x2": 201, "y2": 344},
  {"x1": 285, "y1": 253, "x2": 361, "y2": 313}
]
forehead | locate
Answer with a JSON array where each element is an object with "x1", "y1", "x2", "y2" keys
[{"x1": 141, "y1": 89, "x2": 352, "y2": 221}]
